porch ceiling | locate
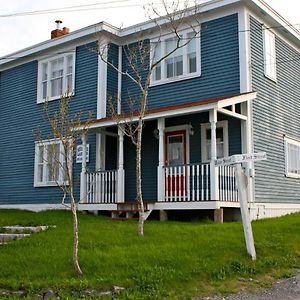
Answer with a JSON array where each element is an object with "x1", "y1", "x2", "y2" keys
[{"x1": 78, "y1": 91, "x2": 256, "y2": 131}]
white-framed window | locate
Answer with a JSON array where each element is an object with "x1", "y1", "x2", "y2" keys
[
  {"x1": 201, "y1": 120, "x2": 229, "y2": 161},
  {"x1": 263, "y1": 28, "x2": 276, "y2": 81},
  {"x1": 34, "y1": 139, "x2": 72, "y2": 187},
  {"x1": 284, "y1": 136, "x2": 300, "y2": 178},
  {"x1": 37, "y1": 51, "x2": 76, "y2": 103},
  {"x1": 151, "y1": 29, "x2": 201, "y2": 85}
]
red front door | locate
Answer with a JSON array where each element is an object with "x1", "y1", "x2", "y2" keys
[{"x1": 165, "y1": 130, "x2": 187, "y2": 198}]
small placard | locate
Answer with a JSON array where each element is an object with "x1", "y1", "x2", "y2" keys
[
  {"x1": 215, "y1": 152, "x2": 267, "y2": 166},
  {"x1": 76, "y1": 144, "x2": 90, "y2": 163}
]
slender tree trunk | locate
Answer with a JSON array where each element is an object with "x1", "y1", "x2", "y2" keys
[
  {"x1": 136, "y1": 119, "x2": 145, "y2": 236},
  {"x1": 69, "y1": 186, "x2": 83, "y2": 276}
]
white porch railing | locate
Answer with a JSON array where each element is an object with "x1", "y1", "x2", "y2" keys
[
  {"x1": 165, "y1": 163, "x2": 210, "y2": 202},
  {"x1": 218, "y1": 165, "x2": 239, "y2": 202},
  {"x1": 86, "y1": 170, "x2": 117, "y2": 204},
  {"x1": 164, "y1": 163, "x2": 239, "y2": 202}
]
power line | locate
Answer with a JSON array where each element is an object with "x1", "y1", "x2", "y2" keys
[{"x1": 0, "y1": 0, "x2": 191, "y2": 18}]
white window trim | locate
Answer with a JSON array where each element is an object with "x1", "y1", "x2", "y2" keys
[
  {"x1": 34, "y1": 139, "x2": 72, "y2": 187},
  {"x1": 150, "y1": 28, "x2": 201, "y2": 87},
  {"x1": 201, "y1": 120, "x2": 229, "y2": 162},
  {"x1": 284, "y1": 136, "x2": 300, "y2": 179},
  {"x1": 263, "y1": 28, "x2": 277, "y2": 82},
  {"x1": 37, "y1": 51, "x2": 76, "y2": 104}
]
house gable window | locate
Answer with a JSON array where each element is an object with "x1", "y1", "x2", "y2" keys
[
  {"x1": 284, "y1": 137, "x2": 300, "y2": 178},
  {"x1": 37, "y1": 52, "x2": 75, "y2": 103},
  {"x1": 201, "y1": 120, "x2": 229, "y2": 161},
  {"x1": 151, "y1": 29, "x2": 201, "y2": 85},
  {"x1": 263, "y1": 28, "x2": 276, "y2": 81},
  {"x1": 34, "y1": 139, "x2": 71, "y2": 187}
]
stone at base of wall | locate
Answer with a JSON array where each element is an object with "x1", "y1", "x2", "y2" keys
[
  {"x1": 250, "y1": 203, "x2": 300, "y2": 220},
  {"x1": 0, "y1": 204, "x2": 68, "y2": 212}
]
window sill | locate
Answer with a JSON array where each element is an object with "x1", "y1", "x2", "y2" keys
[
  {"x1": 150, "y1": 72, "x2": 201, "y2": 87},
  {"x1": 34, "y1": 181, "x2": 69, "y2": 188},
  {"x1": 285, "y1": 173, "x2": 300, "y2": 179},
  {"x1": 264, "y1": 73, "x2": 277, "y2": 83},
  {"x1": 37, "y1": 92, "x2": 75, "y2": 104}
]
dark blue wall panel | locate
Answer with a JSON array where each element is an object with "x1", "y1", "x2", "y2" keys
[{"x1": 0, "y1": 43, "x2": 98, "y2": 204}]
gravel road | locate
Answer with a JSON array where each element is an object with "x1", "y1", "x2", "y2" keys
[{"x1": 198, "y1": 271, "x2": 300, "y2": 300}]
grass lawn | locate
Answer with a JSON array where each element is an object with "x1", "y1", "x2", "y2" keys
[{"x1": 0, "y1": 210, "x2": 299, "y2": 299}]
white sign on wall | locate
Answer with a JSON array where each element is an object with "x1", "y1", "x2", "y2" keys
[{"x1": 76, "y1": 144, "x2": 90, "y2": 163}]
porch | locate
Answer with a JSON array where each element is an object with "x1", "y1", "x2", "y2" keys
[{"x1": 77, "y1": 92, "x2": 256, "y2": 214}]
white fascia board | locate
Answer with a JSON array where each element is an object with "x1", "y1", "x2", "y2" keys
[
  {"x1": 83, "y1": 92, "x2": 257, "y2": 131},
  {"x1": 244, "y1": 0, "x2": 300, "y2": 49},
  {"x1": 119, "y1": 0, "x2": 241, "y2": 37},
  {"x1": 217, "y1": 92, "x2": 257, "y2": 108},
  {"x1": 0, "y1": 22, "x2": 120, "y2": 69}
]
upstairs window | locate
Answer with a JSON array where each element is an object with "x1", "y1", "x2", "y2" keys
[
  {"x1": 151, "y1": 30, "x2": 201, "y2": 85},
  {"x1": 263, "y1": 29, "x2": 276, "y2": 81},
  {"x1": 285, "y1": 137, "x2": 300, "y2": 178},
  {"x1": 34, "y1": 139, "x2": 71, "y2": 187},
  {"x1": 37, "y1": 52, "x2": 75, "y2": 103}
]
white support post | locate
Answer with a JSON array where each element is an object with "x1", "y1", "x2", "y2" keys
[
  {"x1": 209, "y1": 109, "x2": 219, "y2": 201},
  {"x1": 80, "y1": 133, "x2": 87, "y2": 203},
  {"x1": 117, "y1": 127, "x2": 125, "y2": 203},
  {"x1": 235, "y1": 163, "x2": 256, "y2": 260},
  {"x1": 96, "y1": 129, "x2": 106, "y2": 171},
  {"x1": 157, "y1": 118, "x2": 165, "y2": 201}
]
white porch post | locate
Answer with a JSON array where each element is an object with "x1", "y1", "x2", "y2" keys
[
  {"x1": 209, "y1": 109, "x2": 219, "y2": 200},
  {"x1": 80, "y1": 133, "x2": 87, "y2": 203},
  {"x1": 117, "y1": 127, "x2": 125, "y2": 203},
  {"x1": 157, "y1": 118, "x2": 165, "y2": 201},
  {"x1": 96, "y1": 129, "x2": 106, "y2": 171}
]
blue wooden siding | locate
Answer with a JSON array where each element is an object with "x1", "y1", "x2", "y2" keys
[
  {"x1": 124, "y1": 114, "x2": 241, "y2": 201},
  {"x1": 250, "y1": 16, "x2": 300, "y2": 203},
  {"x1": 107, "y1": 43, "x2": 119, "y2": 115},
  {"x1": 121, "y1": 13, "x2": 240, "y2": 112},
  {"x1": 0, "y1": 43, "x2": 98, "y2": 204}
]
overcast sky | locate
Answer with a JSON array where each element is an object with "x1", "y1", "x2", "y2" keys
[{"x1": 0, "y1": 0, "x2": 299, "y2": 57}]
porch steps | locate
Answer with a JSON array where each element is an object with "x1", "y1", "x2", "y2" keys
[{"x1": 111, "y1": 203, "x2": 151, "y2": 220}]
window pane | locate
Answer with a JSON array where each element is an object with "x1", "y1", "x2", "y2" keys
[
  {"x1": 188, "y1": 53, "x2": 197, "y2": 73},
  {"x1": 46, "y1": 143, "x2": 60, "y2": 182},
  {"x1": 42, "y1": 63, "x2": 48, "y2": 81},
  {"x1": 166, "y1": 58, "x2": 174, "y2": 78},
  {"x1": 66, "y1": 55, "x2": 73, "y2": 74},
  {"x1": 168, "y1": 135, "x2": 184, "y2": 166},
  {"x1": 187, "y1": 32, "x2": 196, "y2": 53},
  {"x1": 174, "y1": 56, "x2": 183, "y2": 76},
  {"x1": 38, "y1": 165, "x2": 43, "y2": 182},
  {"x1": 154, "y1": 64, "x2": 161, "y2": 81},
  {"x1": 51, "y1": 78, "x2": 63, "y2": 97},
  {"x1": 66, "y1": 74, "x2": 73, "y2": 93}
]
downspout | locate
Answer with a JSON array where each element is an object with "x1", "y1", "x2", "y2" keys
[{"x1": 117, "y1": 45, "x2": 122, "y2": 114}]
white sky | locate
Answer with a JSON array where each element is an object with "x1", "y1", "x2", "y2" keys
[{"x1": 0, "y1": 0, "x2": 299, "y2": 57}]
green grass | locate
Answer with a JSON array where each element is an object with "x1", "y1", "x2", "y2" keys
[{"x1": 0, "y1": 210, "x2": 299, "y2": 299}]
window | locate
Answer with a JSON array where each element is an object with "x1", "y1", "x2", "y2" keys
[
  {"x1": 37, "y1": 52, "x2": 75, "y2": 103},
  {"x1": 201, "y1": 121, "x2": 228, "y2": 161},
  {"x1": 151, "y1": 29, "x2": 201, "y2": 85},
  {"x1": 284, "y1": 137, "x2": 300, "y2": 178},
  {"x1": 263, "y1": 29, "x2": 276, "y2": 81},
  {"x1": 34, "y1": 140, "x2": 71, "y2": 187}
]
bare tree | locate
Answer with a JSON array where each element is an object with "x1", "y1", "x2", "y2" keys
[
  {"x1": 36, "y1": 95, "x2": 91, "y2": 276},
  {"x1": 98, "y1": 0, "x2": 201, "y2": 236}
]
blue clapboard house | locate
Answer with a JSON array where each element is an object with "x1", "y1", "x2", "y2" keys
[{"x1": 0, "y1": 0, "x2": 299, "y2": 221}]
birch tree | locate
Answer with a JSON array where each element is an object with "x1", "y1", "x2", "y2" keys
[
  {"x1": 98, "y1": 0, "x2": 201, "y2": 236},
  {"x1": 36, "y1": 95, "x2": 91, "y2": 276}
]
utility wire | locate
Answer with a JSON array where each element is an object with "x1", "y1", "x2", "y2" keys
[{"x1": 0, "y1": 0, "x2": 190, "y2": 17}]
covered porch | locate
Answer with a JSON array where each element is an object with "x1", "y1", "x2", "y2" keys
[{"x1": 77, "y1": 92, "x2": 256, "y2": 213}]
